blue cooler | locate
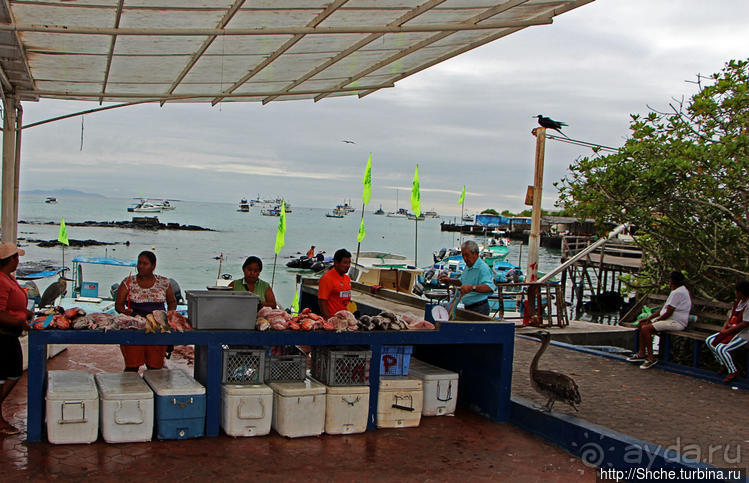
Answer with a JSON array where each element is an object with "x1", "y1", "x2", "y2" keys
[{"x1": 143, "y1": 369, "x2": 206, "y2": 440}]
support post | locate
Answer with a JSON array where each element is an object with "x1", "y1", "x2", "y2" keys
[
  {"x1": 526, "y1": 127, "x2": 546, "y2": 319},
  {"x1": 12, "y1": 103, "x2": 22, "y2": 244},
  {"x1": 2, "y1": 96, "x2": 18, "y2": 243}
]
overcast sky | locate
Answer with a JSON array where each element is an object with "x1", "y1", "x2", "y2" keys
[{"x1": 16, "y1": 0, "x2": 749, "y2": 214}]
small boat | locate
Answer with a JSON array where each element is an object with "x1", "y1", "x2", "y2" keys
[
  {"x1": 238, "y1": 198, "x2": 250, "y2": 212},
  {"x1": 462, "y1": 214, "x2": 474, "y2": 222},
  {"x1": 424, "y1": 209, "x2": 439, "y2": 218},
  {"x1": 386, "y1": 208, "x2": 408, "y2": 218},
  {"x1": 407, "y1": 213, "x2": 426, "y2": 221},
  {"x1": 350, "y1": 252, "x2": 420, "y2": 293},
  {"x1": 127, "y1": 200, "x2": 162, "y2": 213},
  {"x1": 325, "y1": 207, "x2": 345, "y2": 218},
  {"x1": 44, "y1": 197, "x2": 57, "y2": 204},
  {"x1": 159, "y1": 200, "x2": 175, "y2": 210},
  {"x1": 336, "y1": 200, "x2": 356, "y2": 214},
  {"x1": 261, "y1": 207, "x2": 281, "y2": 216},
  {"x1": 374, "y1": 204, "x2": 385, "y2": 215}
]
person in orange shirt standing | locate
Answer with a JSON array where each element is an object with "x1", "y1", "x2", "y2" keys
[
  {"x1": 306, "y1": 245, "x2": 316, "y2": 258},
  {"x1": 318, "y1": 248, "x2": 352, "y2": 319}
]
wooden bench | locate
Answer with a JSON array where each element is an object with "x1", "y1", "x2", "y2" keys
[{"x1": 619, "y1": 293, "x2": 745, "y2": 369}]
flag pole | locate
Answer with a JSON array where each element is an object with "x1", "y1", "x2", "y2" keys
[
  {"x1": 271, "y1": 253, "x2": 278, "y2": 288},
  {"x1": 459, "y1": 203, "x2": 464, "y2": 246},
  {"x1": 355, "y1": 201, "x2": 365, "y2": 268},
  {"x1": 414, "y1": 217, "x2": 418, "y2": 266}
]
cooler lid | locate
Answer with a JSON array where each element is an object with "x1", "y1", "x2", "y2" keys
[
  {"x1": 222, "y1": 383, "x2": 273, "y2": 396},
  {"x1": 325, "y1": 384, "x2": 370, "y2": 396},
  {"x1": 46, "y1": 370, "x2": 98, "y2": 400},
  {"x1": 95, "y1": 372, "x2": 153, "y2": 400},
  {"x1": 408, "y1": 359, "x2": 458, "y2": 381},
  {"x1": 379, "y1": 376, "x2": 423, "y2": 391},
  {"x1": 143, "y1": 369, "x2": 205, "y2": 396},
  {"x1": 269, "y1": 379, "x2": 326, "y2": 396}
]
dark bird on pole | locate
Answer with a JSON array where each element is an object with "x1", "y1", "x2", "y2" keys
[
  {"x1": 39, "y1": 276, "x2": 72, "y2": 308},
  {"x1": 528, "y1": 330, "x2": 581, "y2": 412},
  {"x1": 342, "y1": 140, "x2": 356, "y2": 144},
  {"x1": 534, "y1": 115, "x2": 569, "y2": 138}
]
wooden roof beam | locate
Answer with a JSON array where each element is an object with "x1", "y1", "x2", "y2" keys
[
  {"x1": 0, "y1": 0, "x2": 35, "y2": 98},
  {"x1": 17, "y1": 82, "x2": 395, "y2": 102},
  {"x1": 315, "y1": 0, "x2": 534, "y2": 102},
  {"x1": 0, "y1": 19, "x2": 560, "y2": 36},
  {"x1": 261, "y1": 0, "x2": 447, "y2": 105},
  {"x1": 98, "y1": 0, "x2": 124, "y2": 105},
  {"x1": 161, "y1": 0, "x2": 246, "y2": 107},
  {"x1": 210, "y1": 0, "x2": 349, "y2": 106}
]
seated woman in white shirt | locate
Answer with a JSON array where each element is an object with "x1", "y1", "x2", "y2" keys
[{"x1": 626, "y1": 271, "x2": 692, "y2": 369}]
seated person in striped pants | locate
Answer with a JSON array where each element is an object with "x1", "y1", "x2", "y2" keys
[{"x1": 705, "y1": 280, "x2": 749, "y2": 384}]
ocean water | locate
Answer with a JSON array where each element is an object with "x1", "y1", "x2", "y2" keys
[{"x1": 17, "y1": 194, "x2": 562, "y2": 308}]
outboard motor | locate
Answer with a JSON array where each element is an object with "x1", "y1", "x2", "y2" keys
[
  {"x1": 310, "y1": 261, "x2": 325, "y2": 272},
  {"x1": 169, "y1": 278, "x2": 183, "y2": 304},
  {"x1": 110, "y1": 283, "x2": 120, "y2": 300},
  {"x1": 438, "y1": 248, "x2": 447, "y2": 260}
]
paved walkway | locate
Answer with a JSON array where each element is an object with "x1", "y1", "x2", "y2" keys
[
  {"x1": 512, "y1": 336, "x2": 749, "y2": 469},
  {"x1": 1, "y1": 345, "x2": 593, "y2": 482}
]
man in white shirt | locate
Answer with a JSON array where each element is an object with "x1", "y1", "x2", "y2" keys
[{"x1": 626, "y1": 271, "x2": 692, "y2": 369}]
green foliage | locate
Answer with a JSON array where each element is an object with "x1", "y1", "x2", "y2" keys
[
  {"x1": 481, "y1": 208, "x2": 499, "y2": 215},
  {"x1": 556, "y1": 59, "x2": 749, "y2": 301}
]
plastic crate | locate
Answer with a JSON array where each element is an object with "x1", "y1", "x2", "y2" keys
[
  {"x1": 380, "y1": 345, "x2": 413, "y2": 376},
  {"x1": 312, "y1": 346, "x2": 371, "y2": 386},
  {"x1": 264, "y1": 347, "x2": 306, "y2": 382},
  {"x1": 222, "y1": 346, "x2": 265, "y2": 384}
]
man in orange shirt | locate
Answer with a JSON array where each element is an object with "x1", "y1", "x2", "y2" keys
[
  {"x1": 306, "y1": 245, "x2": 315, "y2": 258},
  {"x1": 318, "y1": 248, "x2": 352, "y2": 319}
]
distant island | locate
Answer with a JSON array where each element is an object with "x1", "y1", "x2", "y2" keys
[{"x1": 21, "y1": 188, "x2": 106, "y2": 198}]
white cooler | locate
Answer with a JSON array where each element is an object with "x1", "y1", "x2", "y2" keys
[
  {"x1": 95, "y1": 372, "x2": 154, "y2": 443},
  {"x1": 408, "y1": 359, "x2": 459, "y2": 416},
  {"x1": 377, "y1": 376, "x2": 423, "y2": 428},
  {"x1": 270, "y1": 379, "x2": 326, "y2": 438},
  {"x1": 323, "y1": 384, "x2": 369, "y2": 435},
  {"x1": 46, "y1": 370, "x2": 99, "y2": 444},
  {"x1": 221, "y1": 384, "x2": 273, "y2": 437}
]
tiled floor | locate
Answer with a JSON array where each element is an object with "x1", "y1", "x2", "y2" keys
[{"x1": 1, "y1": 344, "x2": 595, "y2": 482}]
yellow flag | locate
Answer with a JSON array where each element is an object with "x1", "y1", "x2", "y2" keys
[
  {"x1": 357, "y1": 218, "x2": 366, "y2": 243},
  {"x1": 274, "y1": 201, "x2": 286, "y2": 254},
  {"x1": 458, "y1": 185, "x2": 466, "y2": 205},
  {"x1": 291, "y1": 289, "x2": 299, "y2": 316},
  {"x1": 57, "y1": 217, "x2": 69, "y2": 246},
  {"x1": 410, "y1": 164, "x2": 421, "y2": 217},
  {"x1": 362, "y1": 153, "x2": 372, "y2": 206}
]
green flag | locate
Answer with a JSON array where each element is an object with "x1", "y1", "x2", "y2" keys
[
  {"x1": 410, "y1": 164, "x2": 421, "y2": 218},
  {"x1": 274, "y1": 201, "x2": 286, "y2": 254},
  {"x1": 362, "y1": 153, "x2": 372, "y2": 206},
  {"x1": 458, "y1": 185, "x2": 466, "y2": 205},
  {"x1": 57, "y1": 217, "x2": 69, "y2": 246},
  {"x1": 291, "y1": 289, "x2": 299, "y2": 316},
  {"x1": 357, "y1": 218, "x2": 366, "y2": 243}
]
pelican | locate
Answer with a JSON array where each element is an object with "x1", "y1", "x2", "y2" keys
[
  {"x1": 527, "y1": 330, "x2": 581, "y2": 412},
  {"x1": 39, "y1": 276, "x2": 73, "y2": 308}
]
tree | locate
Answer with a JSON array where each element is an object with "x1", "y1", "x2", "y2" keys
[
  {"x1": 556, "y1": 59, "x2": 749, "y2": 301},
  {"x1": 481, "y1": 208, "x2": 499, "y2": 215}
]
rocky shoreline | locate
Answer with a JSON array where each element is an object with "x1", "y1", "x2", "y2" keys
[{"x1": 19, "y1": 216, "x2": 214, "y2": 231}]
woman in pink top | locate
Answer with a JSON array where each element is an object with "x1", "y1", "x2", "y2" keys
[{"x1": 0, "y1": 242, "x2": 33, "y2": 435}]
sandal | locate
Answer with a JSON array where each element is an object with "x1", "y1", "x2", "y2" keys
[
  {"x1": 716, "y1": 366, "x2": 727, "y2": 375},
  {"x1": 723, "y1": 372, "x2": 739, "y2": 384}
]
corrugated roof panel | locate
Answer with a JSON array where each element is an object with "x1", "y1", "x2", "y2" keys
[
  {"x1": 319, "y1": 9, "x2": 410, "y2": 28},
  {"x1": 21, "y1": 32, "x2": 112, "y2": 55},
  {"x1": 114, "y1": 36, "x2": 208, "y2": 56},
  {"x1": 202, "y1": 35, "x2": 293, "y2": 55},
  {"x1": 228, "y1": 9, "x2": 321, "y2": 29},
  {"x1": 285, "y1": 33, "x2": 370, "y2": 54},
  {"x1": 29, "y1": 54, "x2": 107, "y2": 82},
  {"x1": 107, "y1": 56, "x2": 190, "y2": 83},
  {"x1": 118, "y1": 8, "x2": 227, "y2": 29},
  {"x1": 12, "y1": 4, "x2": 116, "y2": 28},
  {"x1": 180, "y1": 55, "x2": 268, "y2": 83}
]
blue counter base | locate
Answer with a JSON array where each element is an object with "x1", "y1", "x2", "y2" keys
[{"x1": 27, "y1": 322, "x2": 514, "y2": 442}]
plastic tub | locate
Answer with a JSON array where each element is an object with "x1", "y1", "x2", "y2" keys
[
  {"x1": 95, "y1": 372, "x2": 154, "y2": 443},
  {"x1": 186, "y1": 290, "x2": 259, "y2": 330}
]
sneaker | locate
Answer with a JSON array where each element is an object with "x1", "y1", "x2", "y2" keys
[
  {"x1": 626, "y1": 354, "x2": 646, "y2": 362},
  {"x1": 640, "y1": 359, "x2": 658, "y2": 369}
]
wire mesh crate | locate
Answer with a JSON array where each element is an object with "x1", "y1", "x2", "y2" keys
[
  {"x1": 222, "y1": 346, "x2": 265, "y2": 384},
  {"x1": 380, "y1": 345, "x2": 413, "y2": 376},
  {"x1": 311, "y1": 346, "x2": 371, "y2": 386},
  {"x1": 264, "y1": 346, "x2": 307, "y2": 382}
]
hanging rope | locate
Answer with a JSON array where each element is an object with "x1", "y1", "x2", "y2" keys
[{"x1": 80, "y1": 115, "x2": 84, "y2": 150}]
